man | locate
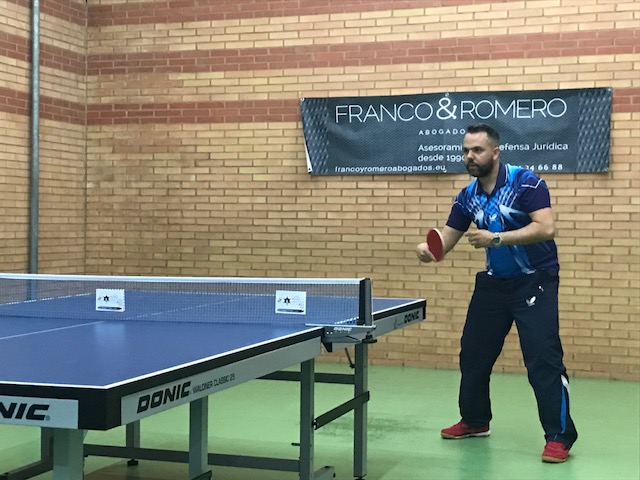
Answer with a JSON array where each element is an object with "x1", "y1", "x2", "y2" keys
[{"x1": 416, "y1": 124, "x2": 577, "y2": 463}]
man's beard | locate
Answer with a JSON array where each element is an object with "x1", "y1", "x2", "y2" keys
[{"x1": 465, "y1": 162, "x2": 493, "y2": 178}]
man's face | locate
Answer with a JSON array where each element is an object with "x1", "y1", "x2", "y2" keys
[{"x1": 462, "y1": 132, "x2": 499, "y2": 178}]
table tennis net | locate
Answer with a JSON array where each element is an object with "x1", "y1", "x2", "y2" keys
[{"x1": 0, "y1": 275, "x2": 371, "y2": 326}]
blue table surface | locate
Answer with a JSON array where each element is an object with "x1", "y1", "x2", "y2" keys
[{"x1": 0, "y1": 294, "x2": 414, "y2": 388}]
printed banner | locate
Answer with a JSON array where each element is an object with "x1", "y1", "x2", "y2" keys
[{"x1": 301, "y1": 88, "x2": 612, "y2": 175}]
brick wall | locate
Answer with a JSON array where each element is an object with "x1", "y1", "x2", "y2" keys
[
  {"x1": 0, "y1": 0, "x2": 87, "y2": 272},
  {"x1": 1, "y1": 0, "x2": 638, "y2": 379}
]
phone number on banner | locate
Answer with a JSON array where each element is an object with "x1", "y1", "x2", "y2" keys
[{"x1": 522, "y1": 163, "x2": 565, "y2": 172}]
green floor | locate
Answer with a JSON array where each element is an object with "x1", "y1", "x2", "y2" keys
[{"x1": 1, "y1": 365, "x2": 639, "y2": 480}]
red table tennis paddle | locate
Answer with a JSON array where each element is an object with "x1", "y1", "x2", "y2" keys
[{"x1": 426, "y1": 228, "x2": 444, "y2": 262}]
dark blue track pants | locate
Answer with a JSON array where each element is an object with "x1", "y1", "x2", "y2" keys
[{"x1": 459, "y1": 270, "x2": 578, "y2": 448}]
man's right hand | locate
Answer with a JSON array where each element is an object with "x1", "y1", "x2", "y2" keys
[{"x1": 416, "y1": 242, "x2": 437, "y2": 263}]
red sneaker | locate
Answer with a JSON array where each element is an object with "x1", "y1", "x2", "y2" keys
[
  {"x1": 441, "y1": 421, "x2": 490, "y2": 439},
  {"x1": 542, "y1": 441, "x2": 570, "y2": 463}
]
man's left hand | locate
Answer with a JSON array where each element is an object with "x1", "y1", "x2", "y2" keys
[{"x1": 465, "y1": 230, "x2": 492, "y2": 249}]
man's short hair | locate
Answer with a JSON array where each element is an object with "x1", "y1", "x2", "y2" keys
[{"x1": 466, "y1": 124, "x2": 500, "y2": 146}]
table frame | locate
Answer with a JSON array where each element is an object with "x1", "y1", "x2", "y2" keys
[{"x1": 0, "y1": 275, "x2": 425, "y2": 480}]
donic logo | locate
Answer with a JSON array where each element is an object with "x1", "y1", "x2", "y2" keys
[
  {"x1": 404, "y1": 311, "x2": 421, "y2": 322},
  {"x1": 0, "y1": 401, "x2": 49, "y2": 421},
  {"x1": 137, "y1": 381, "x2": 191, "y2": 414}
]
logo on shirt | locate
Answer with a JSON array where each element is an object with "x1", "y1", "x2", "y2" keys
[{"x1": 526, "y1": 296, "x2": 537, "y2": 307}]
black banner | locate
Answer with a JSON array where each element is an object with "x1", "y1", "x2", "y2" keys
[{"x1": 301, "y1": 88, "x2": 612, "y2": 175}]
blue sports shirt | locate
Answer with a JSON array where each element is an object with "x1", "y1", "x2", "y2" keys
[{"x1": 446, "y1": 163, "x2": 559, "y2": 278}]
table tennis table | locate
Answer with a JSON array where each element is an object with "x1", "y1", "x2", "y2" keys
[{"x1": 0, "y1": 273, "x2": 426, "y2": 480}]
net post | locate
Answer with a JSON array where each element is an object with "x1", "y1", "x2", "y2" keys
[{"x1": 357, "y1": 278, "x2": 372, "y2": 326}]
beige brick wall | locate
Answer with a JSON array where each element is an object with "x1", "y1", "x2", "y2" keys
[
  {"x1": 0, "y1": 0, "x2": 87, "y2": 273},
  {"x1": 1, "y1": 0, "x2": 638, "y2": 379},
  {"x1": 0, "y1": 112, "x2": 30, "y2": 269}
]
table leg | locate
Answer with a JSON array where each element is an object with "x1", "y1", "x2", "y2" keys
[
  {"x1": 126, "y1": 421, "x2": 140, "y2": 465},
  {"x1": 189, "y1": 398, "x2": 211, "y2": 480},
  {"x1": 353, "y1": 342, "x2": 368, "y2": 479},
  {"x1": 52, "y1": 429, "x2": 84, "y2": 480},
  {"x1": 299, "y1": 358, "x2": 315, "y2": 480}
]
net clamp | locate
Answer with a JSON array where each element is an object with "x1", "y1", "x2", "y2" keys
[{"x1": 306, "y1": 324, "x2": 376, "y2": 344}]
